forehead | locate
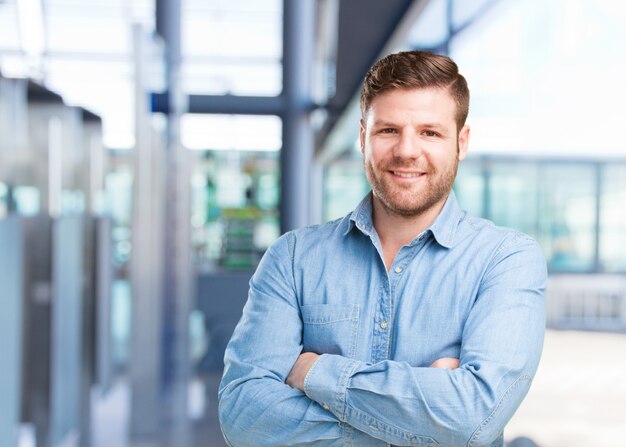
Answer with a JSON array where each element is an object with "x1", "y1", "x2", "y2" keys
[{"x1": 366, "y1": 87, "x2": 457, "y2": 125}]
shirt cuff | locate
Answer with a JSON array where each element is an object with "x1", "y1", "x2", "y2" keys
[{"x1": 303, "y1": 353, "x2": 359, "y2": 422}]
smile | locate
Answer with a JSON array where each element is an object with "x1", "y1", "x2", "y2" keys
[{"x1": 391, "y1": 171, "x2": 424, "y2": 178}]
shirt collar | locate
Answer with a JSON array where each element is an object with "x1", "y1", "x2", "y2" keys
[
  {"x1": 345, "y1": 192, "x2": 375, "y2": 236},
  {"x1": 345, "y1": 190, "x2": 464, "y2": 248},
  {"x1": 427, "y1": 190, "x2": 463, "y2": 248}
]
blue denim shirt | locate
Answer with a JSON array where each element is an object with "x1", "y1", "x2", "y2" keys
[{"x1": 219, "y1": 192, "x2": 547, "y2": 447}]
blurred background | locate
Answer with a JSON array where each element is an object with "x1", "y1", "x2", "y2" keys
[{"x1": 1, "y1": 0, "x2": 625, "y2": 446}]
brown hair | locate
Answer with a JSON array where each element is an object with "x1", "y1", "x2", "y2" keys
[{"x1": 360, "y1": 50, "x2": 470, "y2": 130}]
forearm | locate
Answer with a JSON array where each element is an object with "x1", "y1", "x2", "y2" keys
[
  {"x1": 304, "y1": 354, "x2": 533, "y2": 446},
  {"x1": 219, "y1": 369, "x2": 343, "y2": 446},
  {"x1": 304, "y1": 252, "x2": 546, "y2": 447}
]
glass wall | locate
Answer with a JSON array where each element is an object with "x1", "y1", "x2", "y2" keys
[
  {"x1": 182, "y1": 0, "x2": 282, "y2": 96},
  {"x1": 190, "y1": 150, "x2": 280, "y2": 270},
  {"x1": 600, "y1": 165, "x2": 626, "y2": 272},
  {"x1": 454, "y1": 157, "x2": 626, "y2": 274},
  {"x1": 537, "y1": 164, "x2": 597, "y2": 272},
  {"x1": 323, "y1": 159, "x2": 369, "y2": 222}
]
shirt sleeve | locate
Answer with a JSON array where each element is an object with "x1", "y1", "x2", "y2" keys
[
  {"x1": 304, "y1": 233, "x2": 547, "y2": 447},
  {"x1": 218, "y1": 232, "x2": 344, "y2": 447}
]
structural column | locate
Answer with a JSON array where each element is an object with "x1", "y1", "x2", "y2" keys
[
  {"x1": 156, "y1": 0, "x2": 194, "y2": 445},
  {"x1": 280, "y1": 0, "x2": 317, "y2": 233}
]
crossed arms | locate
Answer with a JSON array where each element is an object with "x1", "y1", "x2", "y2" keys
[{"x1": 218, "y1": 233, "x2": 546, "y2": 446}]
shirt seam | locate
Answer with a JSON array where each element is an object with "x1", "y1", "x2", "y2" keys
[
  {"x1": 336, "y1": 358, "x2": 359, "y2": 422},
  {"x1": 466, "y1": 374, "x2": 531, "y2": 447},
  {"x1": 303, "y1": 353, "x2": 323, "y2": 396},
  {"x1": 344, "y1": 404, "x2": 440, "y2": 445},
  {"x1": 286, "y1": 231, "x2": 298, "y2": 299}
]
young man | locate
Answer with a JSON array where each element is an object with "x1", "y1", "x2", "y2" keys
[{"x1": 218, "y1": 51, "x2": 546, "y2": 447}]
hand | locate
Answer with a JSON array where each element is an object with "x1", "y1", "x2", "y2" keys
[
  {"x1": 430, "y1": 357, "x2": 460, "y2": 369},
  {"x1": 286, "y1": 352, "x2": 320, "y2": 391}
]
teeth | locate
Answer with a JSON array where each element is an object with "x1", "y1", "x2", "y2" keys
[{"x1": 393, "y1": 171, "x2": 421, "y2": 178}]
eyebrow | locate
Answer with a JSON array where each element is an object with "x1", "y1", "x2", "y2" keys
[
  {"x1": 371, "y1": 120, "x2": 398, "y2": 128},
  {"x1": 371, "y1": 120, "x2": 447, "y2": 131},
  {"x1": 418, "y1": 122, "x2": 447, "y2": 131}
]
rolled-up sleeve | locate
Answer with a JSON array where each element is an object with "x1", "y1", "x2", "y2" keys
[{"x1": 304, "y1": 233, "x2": 547, "y2": 447}]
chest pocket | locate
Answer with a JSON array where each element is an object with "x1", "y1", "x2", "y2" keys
[{"x1": 301, "y1": 304, "x2": 360, "y2": 359}]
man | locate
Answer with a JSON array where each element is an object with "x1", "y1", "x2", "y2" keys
[{"x1": 218, "y1": 50, "x2": 546, "y2": 447}]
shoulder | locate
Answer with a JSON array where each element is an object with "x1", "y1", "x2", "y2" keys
[
  {"x1": 461, "y1": 216, "x2": 547, "y2": 286},
  {"x1": 265, "y1": 213, "x2": 353, "y2": 258},
  {"x1": 289, "y1": 213, "x2": 353, "y2": 245},
  {"x1": 463, "y1": 214, "x2": 539, "y2": 247},
  {"x1": 457, "y1": 213, "x2": 545, "y2": 267}
]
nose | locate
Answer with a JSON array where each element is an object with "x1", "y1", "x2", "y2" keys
[{"x1": 394, "y1": 130, "x2": 423, "y2": 159}]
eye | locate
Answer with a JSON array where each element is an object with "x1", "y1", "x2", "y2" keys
[
  {"x1": 379, "y1": 128, "x2": 397, "y2": 134},
  {"x1": 422, "y1": 130, "x2": 440, "y2": 137}
]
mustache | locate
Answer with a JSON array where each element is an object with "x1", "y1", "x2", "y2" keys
[{"x1": 378, "y1": 157, "x2": 430, "y2": 172}]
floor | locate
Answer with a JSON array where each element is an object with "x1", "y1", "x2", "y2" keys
[
  {"x1": 90, "y1": 329, "x2": 626, "y2": 447},
  {"x1": 504, "y1": 329, "x2": 626, "y2": 447}
]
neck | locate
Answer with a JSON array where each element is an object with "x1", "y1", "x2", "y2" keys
[{"x1": 372, "y1": 194, "x2": 448, "y2": 269}]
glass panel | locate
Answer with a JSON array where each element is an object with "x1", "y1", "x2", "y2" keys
[
  {"x1": 191, "y1": 150, "x2": 280, "y2": 269},
  {"x1": 182, "y1": 0, "x2": 282, "y2": 96},
  {"x1": 488, "y1": 161, "x2": 539, "y2": 238},
  {"x1": 13, "y1": 186, "x2": 40, "y2": 215},
  {"x1": 323, "y1": 159, "x2": 368, "y2": 222},
  {"x1": 599, "y1": 164, "x2": 626, "y2": 272},
  {"x1": 406, "y1": 0, "x2": 448, "y2": 49},
  {"x1": 181, "y1": 114, "x2": 281, "y2": 151},
  {"x1": 453, "y1": 158, "x2": 485, "y2": 218},
  {"x1": 183, "y1": 9, "x2": 281, "y2": 59},
  {"x1": 451, "y1": 0, "x2": 501, "y2": 30},
  {"x1": 538, "y1": 164, "x2": 596, "y2": 272},
  {"x1": 0, "y1": 182, "x2": 7, "y2": 218},
  {"x1": 182, "y1": 60, "x2": 281, "y2": 96},
  {"x1": 2, "y1": 0, "x2": 153, "y2": 147},
  {"x1": 45, "y1": 59, "x2": 134, "y2": 149},
  {"x1": 450, "y1": 0, "x2": 626, "y2": 157},
  {"x1": 104, "y1": 165, "x2": 133, "y2": 267},
  {"x1": 0, "y1": 2, "x2": 21, "y2": 51},
  {"x1": 46, "y1": 15, "x2": 130, "y2": 54},
  {"x1": 0, "y1": 217, "x2": 23, "y2": 447}
]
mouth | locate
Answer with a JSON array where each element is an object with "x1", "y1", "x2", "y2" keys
[{"x1": 390, "y1": 170, "x2": 426, "y2": 179}]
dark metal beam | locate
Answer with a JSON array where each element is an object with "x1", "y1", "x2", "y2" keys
[{"x1": 151, "y1": 92, "x2": 285, "y2": 116}]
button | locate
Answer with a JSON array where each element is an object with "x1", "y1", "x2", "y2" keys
[
  {"x1": 394, "y1": 266, "x2": 403, "y2": 273},
  {"x1": 418, "y1": 235, "x2": 424, "y2": 241},
  {"x1": 322, "y1": 402, "x2": 330, "y2": 410},
  {"x1": 380, "y1": 320, "x2": 388, "y2": 329}
]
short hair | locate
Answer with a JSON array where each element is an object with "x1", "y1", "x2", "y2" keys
[{"x1": 360, "y1": 50, "x2": 470, "y2": 130}]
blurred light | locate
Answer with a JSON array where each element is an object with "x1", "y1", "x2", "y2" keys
[
  {"x1": 16, "y1": 0, "x2": 45, "y2": 59},
  {"x1": 181, "y1": 114, "x2": 282, "y2": 151}
]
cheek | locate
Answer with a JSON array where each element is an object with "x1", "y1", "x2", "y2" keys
[
  {"x1": 424, "y1": 146, "x2": 457, "y2": 165},
  {"x1": 367, "y1": 141, "x2": 395, "y2": 162}
]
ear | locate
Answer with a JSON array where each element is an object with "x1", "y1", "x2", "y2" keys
[
  {"x1": 457, "y1": 125, "x2": 470, "y2": 161},
  {"x1": 359, "y1": 118, "x2": 366, "y2": 154}
]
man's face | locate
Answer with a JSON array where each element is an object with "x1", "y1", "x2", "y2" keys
[{"x1": 360, "y1": 87, "x2": 469, "y2": 218}]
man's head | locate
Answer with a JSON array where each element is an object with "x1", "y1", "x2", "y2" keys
[
  {"x1": 360, "y1": 50, "x2": 469, "y2": 132},
  {"x1": 359, "y1": 51, "x2": 470, "y2": 219}
]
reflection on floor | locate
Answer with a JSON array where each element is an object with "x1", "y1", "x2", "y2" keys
[
  {"x1": 505, "y1": 329, "x2": 626, "y2": 447},
  {"x1": 92, "y1": 372, "x2": 227, "y2": 447},
  {"x1": 90, "y1": 330, "x2": 626, "y2": 447}
]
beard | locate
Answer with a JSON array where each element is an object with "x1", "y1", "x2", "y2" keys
[{"x1": 364, "y1": 152, "x2": 459, "y2": 218}]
